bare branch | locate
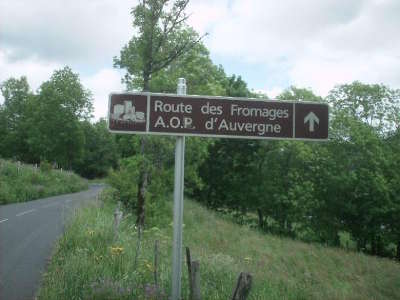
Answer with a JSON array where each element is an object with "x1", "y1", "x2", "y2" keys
[
  {"x1": 144, "y1": 0, "x2": 165, "y2": 78},
  {"x1": 154, "y1": 0, "x2": 190, "y2": 57},
  {"x1": 151, "y1": 33, "x2": 207, "y2": 74}
]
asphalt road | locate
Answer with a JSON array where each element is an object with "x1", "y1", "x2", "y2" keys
[{"x1": 0, "y1": 184, "x2": 104, "y2": 300}]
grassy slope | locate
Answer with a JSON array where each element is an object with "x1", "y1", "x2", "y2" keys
[
  {"x1": 0, "y1": 159, "x2": 88, "y2": 204},
  {"x1": 39, "y1": 191, "x2": 400, "y2": 300}
]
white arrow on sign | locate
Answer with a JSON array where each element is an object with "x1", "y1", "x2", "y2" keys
[{"x1": 304, "y1": 111, "x2": 319, "y2": 132}]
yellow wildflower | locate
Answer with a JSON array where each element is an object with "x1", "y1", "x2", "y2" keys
[
  {"x1": 145, "y1": 263, "x2": 153, "y2": 271},
  {"x1": 244, "y1": 257, "x2": 252, "y2": 261},
  {"x1": 110, "y1": 246, "x2": 124, "y2": 256}
]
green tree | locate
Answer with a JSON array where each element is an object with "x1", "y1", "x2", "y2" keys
[
  {"x1": 199, "y1": 87, "x2": 325, "y2": 238},
  {"x1": 224, "y1": 75, "x2": 252, "y2": 98},
  {"x1": 198, "y1": 76, "x2": 266, "y2": 225},
  {"x1": 277, "y1": 86, "x2": 323, "y2": 102},
  {"x1": 75, "y1": 119, "x2": 119, "y2": 178},
  {"x1": 114, "y1": 0, "x2": 204, "y2": 91},
  {"x1": 327, "y1": 81, "x2": 400, "y2": 133},
  {"x1": 326, "y1": 114, "x2": 390, "y2": 252},
  {"x1": 326, "y1": 82, "x2": 398, "y2": 254},
  {"x1": 149, "y1": 40, "x2": 226, "y2": 96},
  {"x1": 113, "y1": 0, "x2": 205, "y2": 226},
  {"x1": 386, "y1": 129, "x2": 400, "y2": 259},
  {"x1": 27, "y1": 67, "x2": 92, "y2": 169},
  {"x1": 276, "y1": 85, "x2": 324, "y2": 152},
  {"x1": 257, "y1": 88, "x2": 324, "y2": 236},
  {"x1": 0, "y1": 77, "x2": 33, "y2": 160}
]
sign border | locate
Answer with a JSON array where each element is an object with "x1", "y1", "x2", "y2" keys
[{"x1": 108, "y1": 92, "x2": 330, "y2": 142}]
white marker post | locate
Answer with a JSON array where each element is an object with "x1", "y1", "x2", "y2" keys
[{"x1": 171, "y1": 78, "x2": 186, "y2": 300}]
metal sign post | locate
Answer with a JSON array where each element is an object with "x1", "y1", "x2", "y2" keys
[{"x1": 171, "y1": 78, "x2": 186, "y2": 300}]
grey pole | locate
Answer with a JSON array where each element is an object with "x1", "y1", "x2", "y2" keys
[{"x1": 171, "y1": 78, "x2": 186, "y2": 300}]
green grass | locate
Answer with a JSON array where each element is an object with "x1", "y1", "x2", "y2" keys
[
  {"x1": 0, "y1": 159, "x2": 88, "y2": 205},
  {"x1": 39, "y1": 189, "x2": 400, "y2": 299}
]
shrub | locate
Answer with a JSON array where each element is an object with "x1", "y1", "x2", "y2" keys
[
  {"x1": 108, "y1": 156, "x2": 172, "y2": 227},
  {"x1": 0, "y1": 159, "x2": 88, "y2": 204},
  {"x1": 107, "y1": 156, "x2": 142, "y2": 210},
  {"x1": 40, "y1": 160, "x2": 53, "y2": 173}
]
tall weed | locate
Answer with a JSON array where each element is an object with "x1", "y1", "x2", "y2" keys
[{"x1": 0, "y1": 159, "x2": 88, "y2": 204}]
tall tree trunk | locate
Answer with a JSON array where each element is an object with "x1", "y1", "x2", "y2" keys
[
  {"x1": 376, "y1": 235, "x2": 384, "y2": 257},
  {"x1": 143, "y1": 72, "x2": 150, "y2": 92},
  {"x1": 357, "y1": 238, "x2": 366, "y2": 252},
  {"x1": 135, "y1": 73, "x2": 150, "y2": 227},
  {"x1": 333, "y1": 232, "x2": 340, "y2": 247},
  {"x1": 371, "y1": 235, "x2": 377, "y2": 255},
  {"x1": 136, "y1": 136, "x2": 148, "y2": 227},
  {"x1": 396, "y1": 240, "x2": 400, "y2": 261},
  {"x1": 257, "y1": 208, "x2": 264, "y2": 229},
  {"x1": 136, "y1": 168, "x2": 148, "y2": 227}
]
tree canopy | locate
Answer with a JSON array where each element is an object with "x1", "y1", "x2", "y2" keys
[{"x1": 114, "y1": 0, "x2": 204, "y2": 91}]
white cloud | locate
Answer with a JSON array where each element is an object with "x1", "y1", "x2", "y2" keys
[
  {"x1": 202, "y1": 0, "x2": 369, "y2": 62},
  {"x1": 0, "y1": 0, "x2": 133, "y2": 116},
  {"x1": 289, "y1": 51, "x2": 400, "y2": 97},
  {"x1": 188, "y1": 0, "x2": 400, "y2": 96},
  {"x1": 82, "y1": 68, "x2": 125, "y2": 120},
  {"x1": 1, "y1": 0, "x2": 400, "y2": 110},
  {"x1": 0, "y1": 0, "x2": 135, "y2": 66},
  {"x1": 0, "y1": 49, "x2": 61, "y2": 103},
  {"x1": 187, "y1": 0, "x2": 230, "y2": 34}
]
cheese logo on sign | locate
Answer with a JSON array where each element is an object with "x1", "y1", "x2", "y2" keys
[{"x1": 111, "y1": 100, "x2": 145, "y2": 123}]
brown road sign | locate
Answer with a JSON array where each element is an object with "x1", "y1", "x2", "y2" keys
[{"x1": 108, "y1": 92, "x2": 329, "y2": 141}]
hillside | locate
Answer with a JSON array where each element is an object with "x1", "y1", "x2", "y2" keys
[
  {"x1": 39, "y1": 190, "x2": 400, "y2": 299},
  {"x1": 0, "y1": 159, "x2": 88, "y2": 205}
]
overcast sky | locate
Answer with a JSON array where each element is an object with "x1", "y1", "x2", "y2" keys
[{"x1": 1, "y1": 0, "x2": 399, "y2": 119}]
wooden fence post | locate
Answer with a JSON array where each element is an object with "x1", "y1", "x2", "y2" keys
[
  {"x1": 190, "y1": 260, "x2": 201, "y2": 300},
  {"x1": 186, "y1": 247, "x2": 201, "y2": 300},
  {"x1": 186, "y1": 247, "x2": 192, "y2": 295},
  {"x1": 154, "y1": 240, "x2": 160, "y2": 299},
  {"x1": 231, "y1": 272, "x2": 252, "y2": 300}
]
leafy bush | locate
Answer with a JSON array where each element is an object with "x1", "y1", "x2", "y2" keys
[
  {"x1": 0, "y1": 159, "x2": 88, "y2": 204},
  {"x1": 107, "y1": 156, "x2": 142, "y2": 209},
  {"x1": 107, "y1": 156, "x2": 171, "y2": 227},
  {"x1": 40, "y1": 160, "x2": 53, "y2": 173}
]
